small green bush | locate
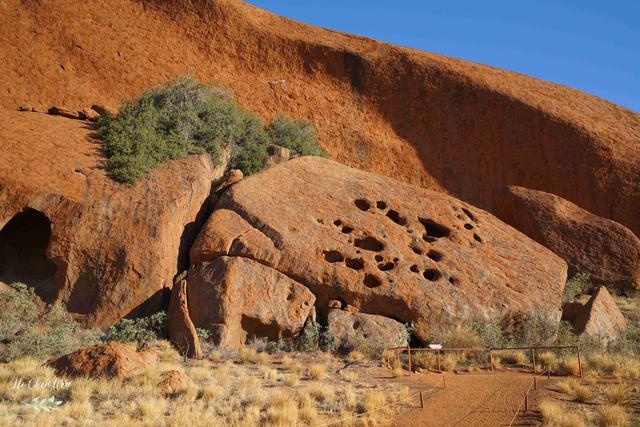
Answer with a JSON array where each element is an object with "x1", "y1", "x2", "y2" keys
[
  {"x1": 267, "y1": 114, "x2": 328, "y2": 157},
  {"x1": 102, "y1": 312, "x2": 167, "y2": 345},
  {"x1": 98, "y1": 77, "x2": 269, "y2": 183},
  {"x1": 563, "y1": 272, "x2": 592, "y2": 303},
  {"x1": 0, "y1": 283, "x2": 99, "y2": 361}
]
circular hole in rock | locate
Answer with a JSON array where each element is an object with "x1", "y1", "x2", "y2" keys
[
  {"x1": 363, "y1": 274, "x2": 383, "y2": 288},
  {"x1": 393, "y1": 257, "x2": 399, "y2": 263},
  {"x1": 410, "y1": 265, "x2": 419, "y2": 273},
  {"x1": 423, "y1": 269, "x2": 441, "y2": 281},
  {"x1": 419, "y1": 218, "x2": 451, "y2": 240},
  {"x1": 427, "y1": 250, "x2": 443, "y2": 262},
  {"x1": 462, "y1": 208, "x2": 475, "y2": 222},
  {"x1": 375, "y1": 255, "x2": 384, "y2": 262},
  {"x1": 342, "y1": 226, "x2": 354, "y2": 234},
  {"x1": 464, "y1": 223, "x2": 474, "y2": 230},
  {"x1": 354, "y1": 236, "x2": 385, "y2": 252},
  {"x1": 376, "y1": 201, "x2": 387, "y2": 210},
  {"x1": 346, "y1": 258, "x2": 364, "y2": 270},
  {"x1": 386, "y1": 210, "x2": 407, "y2": 226},
  {"x1": 411, "y1": 245, "x2": 423, "y2": 255},
  {"x1": 473, "y1": 234, "x2": 483, "y2": 243},
  {"x1": 377, "y1": 262, "x2": 395, "y2": 271},
  {"x1": 333, "y1": 219, "x2": 342, "y2": 226},
  {"x1": 323, "y1": 250, "x2": 344, "y2": 263},
  {"x1": 449, "y1": 276, "x2": 459, "y2": 285},
  {"x1": 354, "y1": 199, "x2": 371, "y2": 211}
]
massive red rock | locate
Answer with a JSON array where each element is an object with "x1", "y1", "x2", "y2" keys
[
  {"x1": 0, "y1": 111, "x2": 225, "y2": 329},
  {"x1": 498, "y1": 186, "x2": 640, "y2": 290},
  {"x1": 1, "y1": 0, "x2": 638, "y2": 243},
  {"x1": 48, "y1": 342, "x2": 155, "y2": 379},
  {"x1": 565, "y1": 287, "x2": 626, "y2": 341},
  {"x1": 328, "y1": 309, "x2": 407, "y2": 352},
  {"x1": 187, "y1": 256, "x2": 316, "y2": 349},
  {"x1": 190, "y1": 157, "x2": 568, "y2": 342}
]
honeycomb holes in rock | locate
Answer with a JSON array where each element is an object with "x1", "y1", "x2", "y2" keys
[
  {"x1": 363, "y1": 274, "x2": 383, "y2": 288},
  {"x1": 423, "y1": 269, "x2": 441, "y2": 281},
  {"x1": 353, "y1": 236, "x2": 384, "y2": 252}
]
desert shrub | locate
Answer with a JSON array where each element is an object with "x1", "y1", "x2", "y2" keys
[
  {"x1": 102, "y1": 312, "x2": 167, "y2": 345},
  {"x1": 537, "y1": 351, "x2": 558, "y2": 370},
  {"x1": 98, "y1": 77, "x2": 269, "y2": 183},
  {"x1": 441, "y1": 325, "x2": 482, "y2": 348},
  {"x1": 469, "y1": 318, "x2": 506, "y2": 347},
  {"x1": 502, "y1": 351, "x2": 528, "y2": 365},
  {"x1": 412, "y1": 352, "x2": 437, "y2": 370},
  {"x1": 0, "y1": 283, "x2": 99, "y2": 361},
  {"x1": 597, "y1": 404, "x2": 629, "y2": 426},
  {"x1": 503, "y1": 310, "x2": 560, "y2": 347},
  {"x1": 563, "y1": 272, "x2": 592, "y2": 303},
  {"x1": 267, "y1": 115, "x2": 328, "y2": 157}
]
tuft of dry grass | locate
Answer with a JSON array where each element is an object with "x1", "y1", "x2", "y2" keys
[
  {"x1": 539, "y1": 400, "x2": 587, "y2": 427},
  {"x1": 238, "y1": 347, "x2": 258, "y2": 364},
  {"x1": 602, "y1": 382, "x2": 631, "y2": 405},
  {"x1": 347, "y1": 350, "x2": 365, "y2": 362},
  {"x1": 282, "y1": 372, "x2": 300, "y2": 387},
  {"x1": 412, "y1": 351, "x2": 437, "y2": 370},
  {"x1": 537, "y1": 351, "x2": 557, "y2": 371},
  {"x1": 363, "y1": 390, "x2": 386, "y2": 413},
  {"x1": 597, "y1": 404, "x2": 629, "y2": 426},
  {"x1": 573, "y1": 384, "x2": 591, "y2": 403},
  {"x1": 392, "y1": 366, "x2": 404, "y2": 378},
  {"x1": 502, "y1": 351, "x2": 528, "y2": 365},
  {"x1": 561, "y1": 358, "x2": 581, "y2": 376},
  {"x1": 441, "y1": 353, "x2": 458, "y2": 372},
  {"x1": 307, "y1": 364, "x2": 327, "y2": 380}
]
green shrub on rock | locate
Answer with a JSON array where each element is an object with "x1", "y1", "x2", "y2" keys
[
  {"x1": 267, "y1": 114, "x2": 328, "y2": 157},
  {"x1": 98, "y1": 77, "x2": 269, "y2": 183},
  {"x1": 102, "y1": 312, "x2": 167, "y2": 345}
]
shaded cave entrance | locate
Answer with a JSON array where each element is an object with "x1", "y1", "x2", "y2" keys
[{"x1": 0, "y1": 208, "x2": 57, "y2": 303}]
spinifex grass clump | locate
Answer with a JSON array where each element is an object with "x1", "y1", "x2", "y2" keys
[{"x1": 98, "y1": 77, "x2": 326, "y2": 184}]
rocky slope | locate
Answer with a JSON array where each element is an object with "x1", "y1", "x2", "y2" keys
[
  {"x1": 188, "y1": 157, "x2": 567, "y2": 344},
  {"x1": 1, "y1": 0, "x2": 639, "y2": 245}
]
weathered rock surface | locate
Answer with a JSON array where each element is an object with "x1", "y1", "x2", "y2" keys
[
  {"x1": 567, "y1": 287, "x2": 626, "y2": 340},
  {"x1": 187, "y1": 256, "x2": 316, "y2": 349},
  {"x1": 2, "y1": 0, "x2": 638, "y2": 242},
  {"x1": 328, "y1": 309, "x2": 407, "y2": 352},
  {"x1": 168, "y1": 279, "x2": 203, "y2": 359},
  {"x1": 157, "y1": 370, "x2": 194, "y2": 398},
  {"x1": 498, "y1": 186, "x2": 640, "y2": 290},
  {"x1": 0, "y1": 111, "x2": 225, "y2": 328},
  {"x1": 191, "y1": 157, "x2": 568, "y2": 341},
  {"x1": 48, "y1": 342, "x2": 155, "y2": 379}
]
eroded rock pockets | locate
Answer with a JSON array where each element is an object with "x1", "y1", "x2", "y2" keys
[{"x1": 189, "y1": 157, "x2": 567, "y2": 342}]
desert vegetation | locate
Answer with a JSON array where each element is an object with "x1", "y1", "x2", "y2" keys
[{"x1": 98, "y1": 77, "x2": 325, "y2": 183}]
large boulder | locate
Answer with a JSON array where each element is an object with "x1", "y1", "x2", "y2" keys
[
  {"x1": 157, "y1": 370, "x2": 194, "y2": 398},
  {"x1": 47, "y1": 342, "x2": 156, "y2": 379},
  {"x1": 0, "y1": 111, "x2": 226, "y2": 328},
  {"x1": 498, "y1": 186, "x2": 640, "y2": 290},
  {"x1": 187, "y1": 256, "x2": 316, "y2": 349},
  {"x1": 328, "y1": 309, "x2": 407, "y2": 352},
  {"x1": 565, "y1": 287, "x2": 626, "y2": 341},
  {"x1": 167, "y1": 279, "x2": 203, "y2": 359},
  {"x1": 190, "y1": 157, "x2": 568, "y2": 341}
]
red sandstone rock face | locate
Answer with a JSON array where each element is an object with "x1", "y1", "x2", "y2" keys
[
  {"x1": 0, "y1": 111, "x2": 225, "y2": 329},
  {"x1": 168, "y1": 280, "x2": 203, "y2": 359},
  {"x1": 498, "y1": 186, "x2": 640, "y2": 290},
  {"x1": 48, "y1": 342, "x2": 155, "y2": 379},
  {"x1": 565, "y1": 287, "x2": 626, "y2": 341},
  {"x1": 191, "y1": 157, "x2": 568, "y2": 341},
  {"x1": 187, "y1": 256, "x2": 316, "y2": 349},
  {"x1": 1, "y1": 0, "x2": 638, "y2": 242}
]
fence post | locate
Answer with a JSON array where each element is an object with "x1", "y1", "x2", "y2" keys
[
  {"x1": 437, "y1": 349, "x2": 442, "y2": 373},
  {"x1": 407, "y1": 347, "x2": 412, "y2": 374},
  {"x1": 489, "y1": 349, "x2": 494, "y2": 371},
  {"x1": 534, "y1": 376, "x2": 537, "y2": 390},
  {"x1": 442, "y1": 375, "x2": 446, "y2": 389},
  {"x1": 420, "y1": 391, "x2": 424, "y2": 409},
  {"x1": 524, "y1": 393, "x2": 529, "y2": 412},
  {"x1": 576, "y1": 346, "x2": 583, "y2": 378}
]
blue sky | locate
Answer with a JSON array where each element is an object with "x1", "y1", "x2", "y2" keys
[{"x1": 245, "y1": 1, "x2": 639, "y2": 112}]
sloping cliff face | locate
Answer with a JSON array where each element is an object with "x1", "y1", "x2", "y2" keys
[{"x1": 1, "y1": 0, "x2": 639, "y2": 242}]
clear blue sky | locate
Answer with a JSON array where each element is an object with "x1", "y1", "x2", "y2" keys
[{"x1": 245, "y1": 1, "x2": 639, "y2": 112}]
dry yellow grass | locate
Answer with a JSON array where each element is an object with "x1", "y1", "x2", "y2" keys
[
  {"x1": 537, "y1": 351, "x2": 557, "y2": 370},
  {"x1": 308, "y1": 364, "x2": 327, "y2": 380},
  {"x1": 282, "y1": 372, "x2": 300, "y2": 386},
  {"x1": 347, "y1": 350, "x2": 365, "y2": 362},
  {"x1": 602, "y1": 382, "x2": 631, "y2": 405},
  {"x1": 392, "y1": 366, "x2": 404, "y2": 378},
  {"x1": 441, "y1": 353, "x2": 458, "y2": 372},
  {"x1": 539, "y1": 400, "x2": 586, "y2": 427},
  {"x1": 501, "y1": 351, "x2": 528, "y2": 365},
  {"x1": 238, "y1": 347, "x2": 258, "y2": 364},
  {"x1": 597, "y1": 404, "x2": 629, "y2": 426},
  {"x1": 561, "y1": 358, "x2": 581, "y2": 376}
]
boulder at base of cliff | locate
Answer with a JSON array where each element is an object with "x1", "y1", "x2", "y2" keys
[
  {"x1": 167, "y1": 279, "x2": 203, "y2": 359},
  {"x1": 498, "y1": 186, "x2": 640, "y2": 290},
  {"x1": 564, "y1": 287, "x2": 626, "y2": 343},
  {"x1": 187, "y1": 256, "x2": 316, "y2": 349},
  {"x1": 47, "y1": 342, "x2": 156, "y2": 379},
  {"x1": 328, "y1": 309, "x2": 407, "y2": 353},
  {"x1": 190, "y1": 157, "x2": 568, "y2": 342}
]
